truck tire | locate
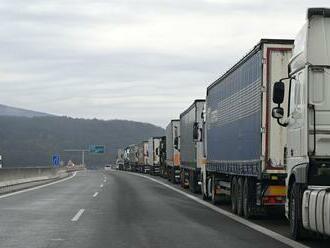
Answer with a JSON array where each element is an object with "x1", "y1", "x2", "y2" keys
[
  {"x1": 290, "y1": 182, "x2": 307, "y2": 240},
  {"x1": 243, "y1": 177, "x2": 256, "y2": 219},
  {"x1": 231, "y1": 177, "x2": 238, "y2": 214},
  {"x1": 237, "y1": 177, "x2": 244, "y2": 216}
]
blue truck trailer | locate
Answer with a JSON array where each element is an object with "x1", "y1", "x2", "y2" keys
[{"x1": 202, "y1": 39, "x2": 294, "y2": 218}]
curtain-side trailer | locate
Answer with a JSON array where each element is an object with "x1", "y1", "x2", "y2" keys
[
  {"x1": 180, "y1": 100, "x2": 205, "y2": 193},
  {"x1": 203, "y1": 39, "x2": 294, "y2": 218},
  {"x1": 166, "y1": 120, "x2": 181, "y2": 183}
]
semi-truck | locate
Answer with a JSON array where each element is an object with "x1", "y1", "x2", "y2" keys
[
  {"x1": 123, "y1": 146, "x2": 130, "y2": 171},
  {"x1": 148, "y1": 137, "x2": 162, "y2": 175},
  {"x1": 271, "y1": 8, "x2": 330, "y2": 239},
  {"x1": 159, "y1": 136, "x2": 167, "y2": 178},
  {"x1": 116, "y1": 149, "x2": 124, "y2": 170},
  {"x1": 124, "y1": 144, "x2": 138, "y2": 171},
  {"x1": 143, "y1": 141, "x2": 150, "y2": 173},
  {"x1": 166, "y1": 120, "x2": 181, "y2": 183},
  {"x1": 137, "y1": 141, "x2": 146, "y2": 173},
  {"x1": 180, "y1": 100, "x2": 205, "y2": 193},
  {"x1": 202, "y1": 39, "x2": 294, "y2": 218}
]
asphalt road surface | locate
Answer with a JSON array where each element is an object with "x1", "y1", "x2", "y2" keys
[{"x1": 0, "y1": 170, "x2": 328, "y2": 248}]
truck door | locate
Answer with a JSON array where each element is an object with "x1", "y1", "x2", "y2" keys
[{"x1": 287, "y1": 70, "x2": 306, "y2": 159}]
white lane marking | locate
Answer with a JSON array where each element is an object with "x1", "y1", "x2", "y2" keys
[
  {"x1": 103, "y1": 179, "x2": 107, "y2": 183},
  {"x1": 50, "y1": 238, "x2": 64, "y2": 241},
  {"x1": 100, "y1": 184, "x2": 104, "y2": 188},
  {"x1": 0, "y1": 172, "x2": 77, "y2": 200},
  {"x1": 71, "y1": 209, "x2": 85, "y2": 222},
  {"x1": 126, "y1": 172, "x2": 309, "y2": 248},
  {"x1": 93, "y1": 192, "x2": 99, "y2": 197}
]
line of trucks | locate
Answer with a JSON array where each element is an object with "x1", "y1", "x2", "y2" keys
[{"x1": 116, "y1": 8, "x2": 330, "y2": 240}]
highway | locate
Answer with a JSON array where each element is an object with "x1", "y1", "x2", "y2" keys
[{"x1": 0, "y1": 170, "x2": 329, "y2": 248}]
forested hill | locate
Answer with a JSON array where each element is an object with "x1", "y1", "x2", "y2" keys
[{"x1": 0, "y1": 116, "x2": 164, "y2": 168}]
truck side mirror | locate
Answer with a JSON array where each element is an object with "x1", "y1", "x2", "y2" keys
[
  {"x1": 272, "y1": 107, "x2": 284, "y2": 119},
  {"x1": 193, "y1": 122, "x2": 199, "y2": 141},
  {"x1": 174, "y1": 137, "x2": 179, "y2": 150},
  {"x1": 273, "y1": 81, "x2": 285, "y2": 104}
]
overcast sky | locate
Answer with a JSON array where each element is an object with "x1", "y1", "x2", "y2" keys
[{"x1": 0, "y1": 0, "x2": 328, "y2": 127}]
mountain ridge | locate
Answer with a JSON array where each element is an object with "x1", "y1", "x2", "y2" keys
[
  {"x1": 0, "y1": 105, "x2": 164, "y2": 168},
  {"x1": 0, "y1": 104, "x2": 51, "y2": 118}
]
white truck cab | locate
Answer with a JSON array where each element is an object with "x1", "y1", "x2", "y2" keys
[{"x1": 272, "y1": 8, "x2": 330, "y2": 239}]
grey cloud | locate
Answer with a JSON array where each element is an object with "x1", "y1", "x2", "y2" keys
[{"x1": 1, "y1": 0, "x2": 329, "y2": 126}]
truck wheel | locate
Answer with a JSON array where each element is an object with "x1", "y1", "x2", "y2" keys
[
  {"x1": 243, "y1": 177, "x2": 256, "y2": 219},
  {"x1": 290, "y1": 182, "x2": 307, "y2": 240},
  {"x1": 237, "y1": 177, "x2": 244, "y2": 216},
  {"x1": 231, "y1": 177, "x2": 238, "y2": 214}
]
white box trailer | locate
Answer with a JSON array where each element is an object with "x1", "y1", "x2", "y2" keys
[
  {"x1": 180, "y1": 99, "x2": 205, "y2": 193},
  {"x1": 203, "y1": 39, "x2": 294, "y2": 217},
  {"x1": 165, "y1": 120, "x2": 181, "y2": 183},
  {"x1": 271, "y1": 8, "x2": 330, "y2": 239},
  {"x1": 137, "y1": 141, "x2": 148, "y2": 173},
  {"x1": 148, "y1": 137, "x2": 163, "y2": 175}
]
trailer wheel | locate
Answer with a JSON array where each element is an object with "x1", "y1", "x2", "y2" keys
[
  {"x1": 237, "y1": 177, "x2": 244, "y2": 216},
  {"x1": 290, "y1": 182, "x2": 307, "y2": 240},
  {"x1": 231, "y1": 177, "x2": 238, "y2": 214},
  {"x1": 243, "y1": 177, "x2": 256, "y2": 219}
]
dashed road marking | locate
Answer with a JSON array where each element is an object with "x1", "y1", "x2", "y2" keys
[
  {"x1": 50, "y1": 238, "x2": 64, "y2": 241},
  {"x1": 71, "y1": 209, "x2": 85, "y2": 222},
  {"x1": 93, "y1": 192, "x2": 99, "y2": 197},
  {"x1": 100, "y1": 184, "x2": 104, "y2": 188}
]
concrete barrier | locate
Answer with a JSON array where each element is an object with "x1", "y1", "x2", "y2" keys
[{"x1": 0, "y1": 167, "x2": 69, "y2": 193}]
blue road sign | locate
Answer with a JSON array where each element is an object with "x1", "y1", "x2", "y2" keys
[{"x1": 52, "y1": 154, "x2": 60, "y2": 167}]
